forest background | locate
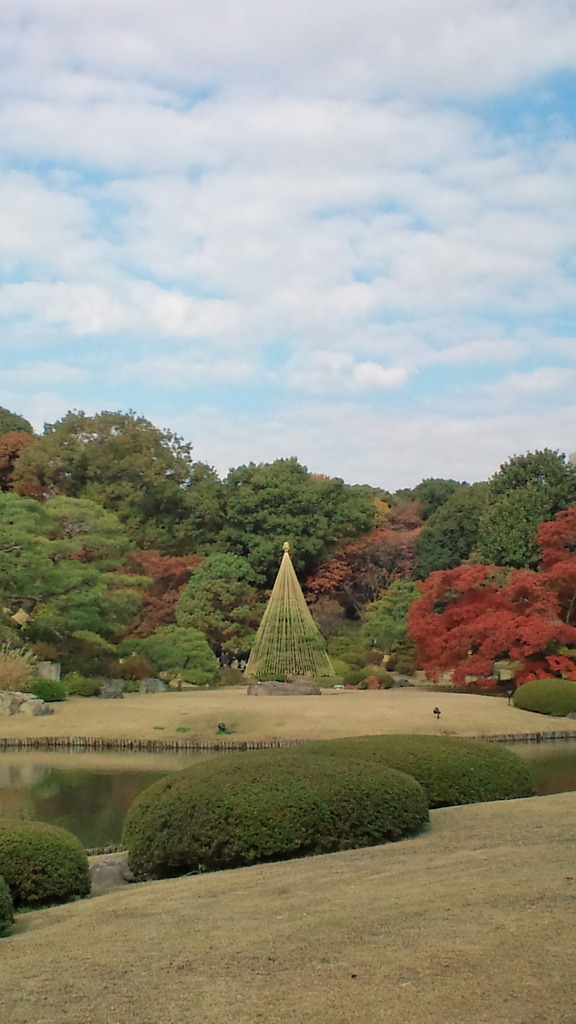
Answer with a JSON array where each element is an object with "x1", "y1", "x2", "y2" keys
[{"x1": 2, "y1": 404, "x2": 576, "y2": 690}]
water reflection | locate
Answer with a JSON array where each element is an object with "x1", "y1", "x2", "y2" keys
[
  {"x1": 0, "y1": 749, "x2": 218, "y2": 849},
  {"x1": 1, "y1": 741, "x2": 576, "y2": 849},
  {"x1": 504, "y1": 740, "x2": 576, "y2": 796}
]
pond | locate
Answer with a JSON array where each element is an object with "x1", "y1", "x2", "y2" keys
[
  {"x1": 504, "y1": 740, "x2": 576, "y2": 796},
  {"x1": 0, "y1": 749, "x2": 219, "y2": 849},
  {"x1": 1, "y1": 740, "x2": 576, "y2": 849}
]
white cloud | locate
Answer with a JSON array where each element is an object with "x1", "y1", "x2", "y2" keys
[
  {"x1": 488, "y1": 367, "x2": 576, "y2": 397},
  {"x1": 2, "y1": 1, "x2": 576, "y2": 100},
  {"x1": 170, "y1": 399, "x2": 576, "y2": 488},
  {"x1": 124, "y1": 354, "x2": 260, "y2": 387},
  {"x1": 0, "y1": 361, "x2": 89, "y2": 387},
  {"x1": 285, "y1": 350, "x2": 408, "y2": 392},
  {"x1": 432, "y1": 339, "x2": 525, "y2": 364},
  {"x1": 0, "y1": 1, "x2": 575, "y2": 487}
]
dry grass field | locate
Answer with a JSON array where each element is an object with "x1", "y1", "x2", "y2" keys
[
  {"x1": 2, "y1": 686, "x2": 576, "y2": 744},
  {"x1": 1, "y1": 791, "x2": 574, "y2": 1024}
]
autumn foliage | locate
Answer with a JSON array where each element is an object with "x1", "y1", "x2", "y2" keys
[
  {"x1": 408, "y1": 562, "x2": 576, "y2": 687},
  {"x1": 306, "y1": 502, "x2": 421, "y2": 611},
  {"x1": 123, "y1": 550, "x2": 204, "y2": 637},
  {"x1": 0, "y1": 431, "x2": 37, "y2": 492}
]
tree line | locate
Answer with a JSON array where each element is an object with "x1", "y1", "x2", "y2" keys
[{"x1": 1, "y1": 404, "x2": 576, "y2": 687}]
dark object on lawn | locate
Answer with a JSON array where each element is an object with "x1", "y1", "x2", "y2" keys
[
  {"x1": 433, "y1": 706, "x2": 441, "y2": 720},
  {"x1": 217, "y1": 722, "x2": 227, "y2": 733},
  {"x1": 394, "y1": 678, "x2": 414, "y2": 688}
]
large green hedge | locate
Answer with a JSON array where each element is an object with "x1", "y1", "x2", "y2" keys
[
  {"x1": 296, "y1": 735, "x2": 535, "y2": 808},
  {"x1": 0, "y1": 874, "x2": 14, "y2": 935},
  {"x1": 0, "y1": 820, "x2": 90, "y2": 908},
  {"x1": 122, "y1": 748, "x2": 429, "y2": 877},
  {"x1": 513, "y1": 678, "x2": 576, "y2": 717}
]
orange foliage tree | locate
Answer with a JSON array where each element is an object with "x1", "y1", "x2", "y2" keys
[
  {"x1": 306, "y1": 501, "x2": 421, "y2": 612},
  {"x1": 123, "y1": 550, "x2": 203, "y2": 638},
  {"x1": 0, "y1": 431, "x2": 37, "y2": 492}
]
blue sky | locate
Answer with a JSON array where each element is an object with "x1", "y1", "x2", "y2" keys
[{"x1": 1, "y1": 0, "x2": 575, "y2": 489}]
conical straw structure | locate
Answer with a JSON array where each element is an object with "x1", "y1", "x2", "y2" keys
[{"x1": 245, "y1": 542, "x2": 334, "y2": 680}]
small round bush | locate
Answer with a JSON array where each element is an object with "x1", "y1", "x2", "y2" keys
[
  {"x1": 513, "y1": 678, "x2": 576, "y2": 717},
  {"x1": 29, "y1": 678, "x2": 67, "y2": 702},
  {"x1": 296, "y1": 735, "x2": 535, "y2": 808},
  {"x1": 0, "y1": 874, "x2": 14, "y2": 936},
  {"x1": 0, "y1": 819, "x2": 90, "y2": 908},
  {"x1": 122, "y1": 748, "x2": 429, "y2": 877},
  {"x1": 63, "y1": 673, "x2": 101, "y2": 697},
  {"x1": 122, "y1": 677, "x2": 140, "y2": 693},
  {"x1": 343, "y1": 666, "x2": 395, "y2": 688}
]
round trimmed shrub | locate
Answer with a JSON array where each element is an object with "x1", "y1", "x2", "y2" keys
[
  {"x1": 513, "y1": 678, "x2": 576, "y2": 717},
  {"x1": 343, "y1": 666, "x2": 395, "y2": 688},
  {"x1": 63, "y1": 673, "x2": 101, "y2": 697},
  {"x1": 122, "y1": 748, "x2": 429, "y2": 877},
  {"x1": 0, "y1": 819, "x2": 90, "y2": 908},
  {"x1": 296, "y1": 735, "x2": 535, "y2": 808},
  {"x1": 0, "y1": 874, "x2": 14, "y2": 936},
  {"x1": 29, "y1": 678, "x2": 67, "y2": 702}
]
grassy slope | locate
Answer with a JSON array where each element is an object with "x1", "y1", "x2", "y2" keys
[
  {"x1": 2, "y1": 687, "x2": 576, "y2": 743},
  {"x1": 1, "y1": 791, "x2": 574, "y2": 1024}
]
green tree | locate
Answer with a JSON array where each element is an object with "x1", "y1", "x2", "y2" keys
[
  {"x1": 128, "y1": 624, "x2": 218, "y2": 684},
  {"x1": 0, "y1": 407, "x2": 34, "y2": 435},
  {"x1": 362, "y1": 580, "x2": 420, "y2": 653},
  {"x1": 12, "y1": 409, "x2": 223, "y2": 553},
  {"x1": 176, "y1": 553, "x2": 262, "y2": 650},
  {"x1": 412, "y1": 478, "x2": 462, "y2": 520},
  {"x1": 478, "y1": 450, "x2": 576, "y2": 569},
  {"x1": 0, "y1": 493, "x2": 143, "y2": 642},
  {"x1": 415, "y1": 483, "x2": 487, "y2": 578},
  {"x1": 221, "y1": 458, "x2": 375, "y2": 584}
]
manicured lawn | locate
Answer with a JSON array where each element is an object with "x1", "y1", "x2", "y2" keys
[
  {"x1": 2, "y1": 686, "x2": 576, "y2": 743},
  {"x1": 1, "y1": 791, "x2": 574, "y2": 1024}
]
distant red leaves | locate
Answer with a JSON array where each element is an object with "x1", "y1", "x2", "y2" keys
[
  {"x1": 0, "y1": 431, "x2": 37, "y2": 492},
  {"x1": 306, "y1": 502, "x2": 422, "y2": 610},
  {"x1": 123, "y1": 549, "x2": 204, "y2": 637}
]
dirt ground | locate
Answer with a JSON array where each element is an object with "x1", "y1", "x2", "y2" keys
[
  {"x1": 1, "y1": 791, "x2": 575, "y2": 1024},
  {"x1": 2, "y1": 686, "x2": 576, "y2": 744}
]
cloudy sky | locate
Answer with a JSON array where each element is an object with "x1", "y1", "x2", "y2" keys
[{"x1": 1, "y1": 1, "x2": 575, "y2": 489}]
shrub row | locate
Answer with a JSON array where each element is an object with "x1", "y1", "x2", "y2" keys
[
  {"x1": 0, "y1": 819, "x2": 90, "y2": 908},
  {"x1": 342, "y1": 666, "x2": 395, "y2": 688},
  {"x1": 295, "y1": 735, "x2": 535, "y2": 808},
  {"x1": 513, "y1": 678, "x2": 576, "y2": 717},
  {"x1": 0, "y1": 874, "x2": 14, "y2": 936},
  {"x1": 122, "y1": 734, "x2": 534, "y2": 880},
  {"x1": 122, "y1": 748, "x2": 429, "y2": 877}
]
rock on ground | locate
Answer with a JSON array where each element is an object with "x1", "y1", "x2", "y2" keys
[
  {"x1": 139, "y1": 677, "x2": 168, "y2": 693},
  {"x1": 0, "y1": 690, "x2": 54, "y2": 716},
  {"x1": 88, "y1": 852, "x2": 136, "y2": 895}
]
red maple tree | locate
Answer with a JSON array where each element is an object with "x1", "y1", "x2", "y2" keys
[
  {"x1": 408, "y1": 562, "x2": 576, "y2": 687},
  {"x1": 537, "y1": 505, "x2": 576, "y2": 627}
]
